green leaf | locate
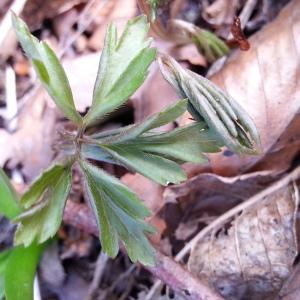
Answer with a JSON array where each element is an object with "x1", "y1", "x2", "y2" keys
[
  {"x1": 4, "y1": 244, "x2": 44, "y2": 300},
  {"x1": 14, "y1": 166, "x2": 72, "y2": 246},
  {"x1": 101, "y1": 144, "x2": 186, "y2": 186},
  {"x1": 192, "y1": 29, "x2": 229, "y2": 63},
  {"x1": 110, "y1": 99, "x2": 188, "y2": 143},
  {"x1": 0, "y1": 250, "x2": 10, "y2": 299},
  {"x1": 89, "y1": 99, "x2": 188, "y2": 141},
  {"x1": 0, "y1": 171, "x2": 45, "y2": 300},
  {"x1": 12, "y1": 13, "x2": 82, "y2": 125},
  {"x1": 20, "y1": 164, "x2": 65, "y2": 209},
  {"x1": 80, "y1": 160, "x2": 155, "y2": 265},
  {"x1": 120, "y1": 123, "x2": 222, "y2": 163},
  {"x1": 0, "y1": 169, "x2": 21, "y2": 219},
  {"x1": 84, "y1": 15, "x2": 156, "y2": 126},
  {"x1": 82, "y1": 101, "x2": 222, "y2": 185}
]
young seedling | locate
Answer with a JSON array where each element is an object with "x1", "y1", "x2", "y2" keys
[{"x1": 10, "y1": 12, "x2": 259, "y2": 267}]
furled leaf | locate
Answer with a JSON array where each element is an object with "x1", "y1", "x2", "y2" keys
[
  {"x1": 0, "y1": 169, "x2": 21, "y2": 219},
  {"x1": 84, "y1": 15, "x2": 156, "y2": 126},
  {"x1": 14, "y1": 165, "x2": 72, "y2": 246},
  {"x1": 188, "y1": 185, "x2": 298, "y2": 300},
  {"x1": 4, "y1": 244, "x2": 43, "y2": 300},
  {"x1": 158, "y1": 54, "x2": 261, "y2": 154},
  {"x1": 80, "y1": 160, "x2": 155, "y2": 265},
  {"x1": 12, "y1": 13, "x2": 82, "y2": 125}
]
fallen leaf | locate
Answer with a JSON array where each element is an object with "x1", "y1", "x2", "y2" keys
[
  {"x1": 63, "y1": 53, "x2": 99, "y2": 112},
  {"x1": 188, "y1": 185, "x2": 299, "y2": 300},
  {"x1": 172, "y1": 44, "x2": 207, "y2": 66},
  {"x1": 164, "y1": 170, "x2": 277, "y2": 208},
  {"x1": 277, "y1": 263, "x2": 300, "y2": 300},
  {"x1": 0, "y1": 89, "x2": 58, "y2": 180},
  {"x1": 132, "y1": 63, "x2": 178, "y2": 128},
  {"x1": 121, "y1": 173, "x2": 164, "y2": 214},
  {"x1": 87, "y1": 0, "x2": 137, "y2": 51},
  {"x1": 22, "y1": 0, "x2": 88, "y2": 30}
]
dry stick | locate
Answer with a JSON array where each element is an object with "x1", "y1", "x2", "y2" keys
[
  {"x1": 63, "y1": 201, "x2": 224, "y2": 300},
  {"x1": 59, "y1": 0, "x2": 110, "y2": 57},
  {"x1": 238, "y1": 0, "x2": 258, "y2": 30},
  {"x1": 86, "y1": 251, "x2": 109, "y2": 300},
  {"x1": 98, "y1": 265, "x2": 137, "y2": 300}
]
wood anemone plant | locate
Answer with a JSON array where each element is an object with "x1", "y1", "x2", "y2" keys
[{"x1": 11, "y1": 12, "x2": 260, "y2": 266}]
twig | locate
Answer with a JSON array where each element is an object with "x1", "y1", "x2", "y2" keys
[
  {"x1": 33, "y1": 275, "x2": 41, "y2": 300},
  {"x1": 63, "y1": 201, "x2": 224, "y2": 300},
  {"x1": 86, "y1": 251, "x2": 109, "y2": 300},
  {"x1": 238, "y1": 0, "x2": 258, "y2": 29},
  {"x1": 59, "y1": 0, "x2": 110, "y2": 57},
  {"x1": 144, "y1": 280, "x2": 162, "y2": 300},
  {"x1": 175, "y1": 165, "x2": 300, "y2": 261}
]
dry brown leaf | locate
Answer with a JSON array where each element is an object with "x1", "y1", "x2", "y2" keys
[
  {"x1": 164, "y1": 170, "x2": 277, "y2": 209},
  {"x1": 181, "y1": 0, "x2": 300, "y2": 176},
  {"x1": 188, "y1": 185, "x2": 299, "y2": 300},
  {"x1": 63, "y1": 53, "x2": 99, "y2": 112},
  {"x1": 277, "y1": 263, "x2": 300, "y2": 300},
  {"x1": 121, "y1": 173, "x2": 164, "y2": 214},
  {"x1": 202, "y1": 0, "x2": 240, "y2": 27},
  {"x1": 22, "y1": 0, "x2": 88, "y2": 30},
  {"x1": 172, "y1": 44, "x2": 207, "y2": 66},
  {"x1": 163, "y1": 171, "x2": 278, "y2": 244},
  {"x1": 121, "y1": 173, "x2": 166, "y2": 244},
  {"x1": 133, "y1": 63, "x2": 179, "y2": 125},
  {"x1": 0, "y1": 89, "x2": 57, "y2": 180},
  {"x1": 87, "y1": 0, "x2": 137, "y2": 51}
]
